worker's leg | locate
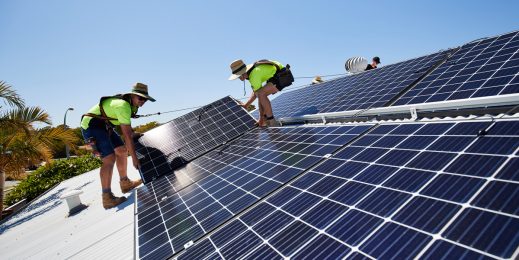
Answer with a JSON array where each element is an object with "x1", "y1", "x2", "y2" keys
[
  {"x1": 100, "y1": 154, "x2": 115, "y2": 190},
  {"x1": 259, "y1": 83, "x2": 278, "y2": 118},
  {"x1": 112, "y1": 131, "x2": 142, "y2": 192},
  {"x1": 114, "y1": 146, "x2": 128, "y2": 179},
  {"x1": 255, "y1": 91, "x2": 267, "y2": 126}
]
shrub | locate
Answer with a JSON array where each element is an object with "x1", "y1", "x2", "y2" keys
[{"x1": 5, "y1": 156, "x2": 101, "y2": 206}]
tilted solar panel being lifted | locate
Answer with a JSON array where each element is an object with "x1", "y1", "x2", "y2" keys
[
  {"x1": 135, "y1": 124, "x2": 373, "y2": 259},
  {"x1": 135, "y1": 96, "x2": 256, "y2": 183},
  {"x1": 177, "y1": 118, "x2": 519, "y2": 260},
  {"x1": 252, "y1": 49, "x2": 454, "y2": 119},
  {"x1": 394, "y1": 30, "x2": 519, "y2": 105}
]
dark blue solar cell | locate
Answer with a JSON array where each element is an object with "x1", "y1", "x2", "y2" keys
[
  {"x1": 393, "y1": 197, "x2": 461, "y2": 233},
  {"x1": 447, "y1": 122, "x2": 491, "y2": 135},
  {"x1": 329, "y1": 181, "x2": 375, "y2": 205},
  {"x1": 171, "y1": 225, "x2": 204, "y2": 252},
  {"x1": 227, "y1": 193, "x2": 257, "y2": 214},
  {"x1": 370, "y1": 124, "x2": 399, "y2": 134},
  {"x1": 330, "y1": 161, "x2": 370, "y2": 179},
  {"x1": 272, "y1": 167, "x2": 301, "y2": 183},
  {"x1": 421, "y1": 240, "x2": 494, "y2": 260},
  {"x1": 351, "y1": 135, "x2": 383, "y2": 146},
  {"x1": 220, "y1": 231, "x2": 263, "y2": 259},
  {"x1": 489, "y1": 121, "x2": 519, "y2": 135},
  {"x1": 313, "y1": 158, "x2": 345, "y2": 174},
  {"x1": 445, "y1": 154, "x2": 508, "y2": 177},
  {"x1": 139, "y1": 231, "x2": 171, "y2": 259},
  {"x1": 472, "y1": 181, "x2": 519, "y2": 215},
  {"x1": 246, "y1": 244, "x2": 284, "y2": 260},
  {"x1": 177, "y1": 239, "x2": 216, "y2": 260},
  {"x1": 496, "y1": 158, "x2": 519, "y2": 181},
  {"x1": 308, "y1": 176, "x2": 347, "y2": 196},
  {"x1": 334, "y1": 146, "x2": 365, "y2": 160},
  {"x1": 267, "y1": 186, "x2": 300, "y2": 207},
  {"x1": 397, "y1": 135, "x2": 437, "y2": 150},
  {"x1": 372, "y1": 135, "x2": 407, "y2": 148},
  {"x1": 301, "y1": 200, "x2": 348, "y2": 229},
  {"x1": 291, "y1": 171, "x2": 323, "y2": 189},
  {"x1": 466, "y1": 137, "x2": 519, "y2": 155},
  {"x1": 347, "y1": 252, "x2": 372, "y2": 260},
  {"x1": 326, "y1": 209, "x2": 383, "y2": 246},
  {"x1": 201, "y1": 209, "x2": 233, "y2": 231},
  {"x1": 140, "y1": 242, "x2": 174, "y2": 260},
  {"x1": 444, "y1": 208, "x2": 519, "y2": 258},
  {"x1": 421, "y1": 174, "x2": 485, "y2": 203},
  {"x1": 282, "y1": 192, "x2": 321, "y2": 216},
  {"x1": 407, "y1": 151, "x2": 457, "y2": 171},
  {"x1": 240, "y1": 202, "x2": 276, "y2": 226},
  {"x1": 389, "y1": 124, "x2": 423, "y2": 135},
  {"x1": 428, "y1": 136, "x2": 475, "y2": 152},
  {"x1": 292, "y1": 234, "x2": 351, "y2": 259},
  {"x1": 251, "y1": 180, "x2": 281, "y2": 197},
  {"x1": 209, "y1": 220, "x2": 247, "y2": 247},
  {"x1": 383, "y1": 168, "x2": 436, "y2": 192},
  {"x1": 377, "y1": 149, "x2": 419, "y2": 166},
  {"x1": 357, "y1": 188, "x2": 411, "y2": 217},
  {"x1": 353, "y1": 164, "x2": 398, "y2": 185},
  {"x1": 195, "y1": 202, "x2": 224, "y2": 221},
  {"x1": 270, "y1": 221, "x2": 319, "y2": 257},
  {"x1": 360, "y1": 222, "x2": 432, "y2": 259},
  {"x1": 353, "y1": 148, "x2": 389, "y2": 162},
  {"x1": 253, "y1": 209, "x2": 294, "y2": 239}
]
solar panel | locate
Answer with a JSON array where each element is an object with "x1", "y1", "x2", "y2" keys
[
  {"x1": 176, "y1": 118, "x2": 519, "y2": 259},
  {"x1": 394, "y1": 30, "x2": 519, "y2": 105},
  {"x1": 135, "y1": 96, "x2": 256, "y2": 183},
  {"x1": 252, "y1": 49, "x2": 453, "y2": 119},
  {"x1": 135, "y1": 124, "x2": 374, "y2": 259}
]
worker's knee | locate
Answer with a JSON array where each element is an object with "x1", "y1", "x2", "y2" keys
[
  {"x1": 114, "y1": 146, "x2": 127, "y2": 156},
  {"x1": 102, "y1": 153, "x2": 116, "y2": 166}
]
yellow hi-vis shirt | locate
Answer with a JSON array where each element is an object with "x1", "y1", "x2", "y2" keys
[
  {"x1": 248, "y1": 60, "x2": 284, "y2": 92},
  {"x1": 80, "y1": 98, "x2": 137, "y2": 129}
]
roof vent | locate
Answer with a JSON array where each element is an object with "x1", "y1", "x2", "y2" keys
[{"x1": 60, "y1": 190, "x2": 88, "y2": 216}]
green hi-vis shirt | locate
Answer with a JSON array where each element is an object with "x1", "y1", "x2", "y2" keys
[
  {"x1": 80, "y1": 98, "x2": 138, "y2": 129},
  {"x1": 248, "y1": 60, "x2": 284, "y2": 92}
]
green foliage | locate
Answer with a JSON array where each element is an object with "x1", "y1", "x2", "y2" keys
[
  {"x1": 134, "y1": 121, "x2": 160, "y2": 133},
  {"x1": 5, "y1": 156, "x2": 101, "y2": 206}
]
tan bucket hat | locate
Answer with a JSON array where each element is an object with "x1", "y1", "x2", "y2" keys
[
  {"x1": 228, "y1": 59, "x2": 253, "y2": 80},
  {"x1": 127, "y1": 83, "x2": 156, "y2": 102}
]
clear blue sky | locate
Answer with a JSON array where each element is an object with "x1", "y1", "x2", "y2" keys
[{"x1": 1, "y1": 0, "x2": 518, "y2": 128}]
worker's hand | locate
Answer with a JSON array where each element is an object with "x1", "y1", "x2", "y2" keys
[
  {"x1": 239, "y1": 102, "x2": 248, "y2": 109},
  {"x1": 132, "y1": 157, "x2": 141, "y2": 170}
]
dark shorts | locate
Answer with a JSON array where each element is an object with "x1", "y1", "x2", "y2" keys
[
  {"x1": 81, "y1": 126, "x2": 124, "y2": 158},
  {"x1": 267, "y1": 76, "x2": 285, "y2": 91}
]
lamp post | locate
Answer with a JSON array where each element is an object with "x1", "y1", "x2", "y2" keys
[{"x1": 64, "y1": 107, "x2": 74, "y2": 159}]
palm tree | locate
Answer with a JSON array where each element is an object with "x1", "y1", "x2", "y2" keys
[{"x1": 0, "y1": 81, "x2": 77, "y2": 219}]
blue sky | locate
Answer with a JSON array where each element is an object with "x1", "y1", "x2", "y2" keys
[{"x1": 1, "y1": 0, "x2": 518, "y2": 128}]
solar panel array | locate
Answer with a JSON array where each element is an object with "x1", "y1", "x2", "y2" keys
[
  {"x1": 135, "y1": 124, "x2": 373, "y2": 259},
  {"x1": 135, "y1": 96, "x2": 256, "y2": 183},
  {"x1": 134, "y1": 30, "x2": 519, "y2": 260},
  {"x1": 252, "y1": 49, "x2": 453, "y2": 119},
  {"x1": 395, "y1": 30, "x2": 519, "y2": 105},
  {"x1": 177, "y1": 119, "x2": 519, "y2": 259}
]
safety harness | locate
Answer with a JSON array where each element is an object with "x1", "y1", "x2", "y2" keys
[{"x1": 82, "y1": 94, "x2": 138, "y2": 129}]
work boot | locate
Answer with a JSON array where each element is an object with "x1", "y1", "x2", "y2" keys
[
  {"x1": 120, "y1": 178, "x2": 143, "y2": 193},
  {"x1": 102, "y1": 192, "x2": 127, "y2": 209}
]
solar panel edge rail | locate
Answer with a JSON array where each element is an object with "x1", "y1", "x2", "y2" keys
[
  {"x1": 175, "y1": 117, "x2": 519, "y2": 260},
  {"x1": 135, "y1": 96, "x2": 256, "y2": 183},
  {"x1": 135, "y1": 123, "x2": 376, "y2": 259}
]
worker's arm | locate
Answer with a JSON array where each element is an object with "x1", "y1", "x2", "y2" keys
[
  {"x1": 242, "y1": 92, "x2": 256, "y2": 109},
  {"x1": 120, "y1": 124, "x2": 140, "y2": 170}
]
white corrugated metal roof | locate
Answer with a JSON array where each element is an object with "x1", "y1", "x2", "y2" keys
[{"x1": 0, "y1": 157, "x2": 139, "y2": 260}]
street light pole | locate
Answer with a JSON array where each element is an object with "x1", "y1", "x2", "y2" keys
[{"x1": 64, "y1": 107, "x2": 74, "y2": 159}]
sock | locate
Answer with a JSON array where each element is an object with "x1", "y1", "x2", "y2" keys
[{"x1": 102, "y1": 188, "x2": 111, "y2": 193}]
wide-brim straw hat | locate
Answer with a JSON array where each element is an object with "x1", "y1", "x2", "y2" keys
[
  {"x1": 228, "y1": 59, "x2": 253, "y2": 80},
  {"x1": 126, "y1": 82, "x2": 156, "y2": 102}
]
